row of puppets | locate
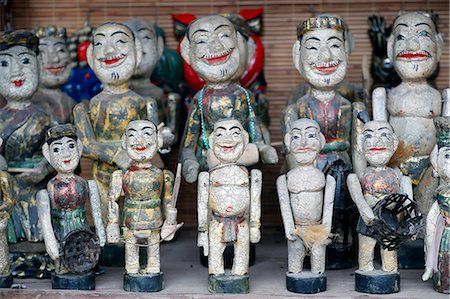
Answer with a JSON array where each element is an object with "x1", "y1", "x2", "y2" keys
[{"x1": 0, "y1": 8, "x2": 448, "y2": 295}]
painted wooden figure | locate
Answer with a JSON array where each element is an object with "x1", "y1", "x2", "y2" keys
[
  {"x1": 347, "y1": 120, "x2": 421, "y2": 294},
  {"x1": 197, "y1": 119, "x2": 262, "y2": 293},
  {"x1": 282, "y1": 14, "x2": 364, "y2": 270},
  {"x1": 106, "y1": 120, "x2": 179, "y2": 292},
  {"x1": 37, "y1": 124, "x2": 105, "y2": 290},
  {"x1": 0, "y1": 31, "x2": 54, "y2": 249},
  {"x1": 32, "y1": 25, "x2": 76, "y2": 125},
  {"x1": 73, "y1": 22, "x2": 172, "y2": 223},
  {"x1": 277, "y1": 118, "x2": 335, "y2": 293},
  {"x1": 422, "y1": 116, "x2": 450, "y2": 294},
  {"x1": 179, "y1": 15, "x2": 277, "y2": 184}
]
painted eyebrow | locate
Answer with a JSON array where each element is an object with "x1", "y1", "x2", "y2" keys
[
  {"x1": 415, "y1": 22, "x2": 432, "y2": 29},
  {"x1": 141, "y1": 126, "x2": 154, "y2": 131},
  {"x1": 395, "y1": 23, "x2": 408, "y2": 29},
  {"x1": 127, "y1": 128, "x2": 137, "y2": 132},
  {"x1": 328, "y1": 36, "x2": 343, "y2": 42},
  {"x1": 95, "y1": 33, "x2": 106, "y2": 38},
  {"x1": 192, "y1": 29, "x2": 209, "y2": 36},
  {"x1": 18, "y1": 52, "x2": 31, "y2": 56},
  {"x1": 216, "y1": 126, "x2": 227, "y2": 131},
  {"x1": 52, "y1": 142, "x2": 62, "y2": 145},
  {"x1": 364, "y1": 129, "x2": 374, "y2": 133},
  {"x1": 305, "y1": 126, "x2": 319, "y2": 130},
  {"x1": 305, "y1": 36, "x2": 320, "y2": 42},
  {"x1": 138, "y1": 28, "x2": 153, "y2": 33},
  {"x1": 111, "y1": 30, "x2": 130, "y2": 37},
  {"x1": 215, "y1": 24, "x2": 231, "y2": 31},
  {"x1": 0, "y1": 53, "x2": 12, "y2": 57},
  {"x1": 378, "y1": 127, "x2": 391, "y2": 131},
  {"x1": 54, "y1": 41, "x2": 65, "y2": 46},
  {"x1": 230, "y1": 126, "x2": 242, "y2": 131}
]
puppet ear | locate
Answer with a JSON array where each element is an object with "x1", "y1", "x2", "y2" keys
[
  {"x1": 157, "y1": 130, "x2": 164, "y2": 150},
  {"x1": 392, "y1": 132, "x2": 399, "y2": 152},
  {"x1": 77, "y1": 139, "x2": 83, "y2": 159},
  {"x1": 356, "y1": 133, "x2": 365, "y2": 154},
  {"x1": 319, "y1": 132, "x2": 326, "y2": 149},
  {"x1": 436, "y1": 33, "x2": 444, "y2": 62},
  {"x1": 86, "y1": 43, "x2": 94, "y2": 69},
  {"x1": 134, "y1": 38, "x2": 143, "y2": 68},
  {"x1": 236, "y1": 31, "x2": 248, "y2": 64},
  {"x1": 180, "y1": 37, "x2": 191, "y2": 65},
  {"x1": 156, "y1": 35, "x2": 164, "y2": 60},
  {"x1": 242, "y1": 128, "x2": 249, "y2": 147},
  {"x1": 292, "y1": 40, "x2": 301, "y2": 74},
  {"x1": 387, "y1": 34, "x2": 394, "y2": 63},
  {"x1": 284, "y1": 133, "x2": 291, "y2": 153},
  {"x1": 345, "y1": 31, "x2": 355, "y2": 54},
  {"x1": 121, "y1": 134, "x2": 127, "y2": 150},
  {"x1": 430, "y1": 144, "x2": 438, "y2": 173},
  {"x1": 42, "y1": 143, "x2": 51, "y2": 163}
]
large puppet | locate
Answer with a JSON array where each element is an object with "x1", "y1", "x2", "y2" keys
[
  {"x1": 73, "y1": 22, "x2": 172, "y2": 223},
  {"x1": 32, "y1": 25, "x2": 76, "y2": 124},
  {"x1": 179, "y1": 15, "x2": 277, "y2": 184}
]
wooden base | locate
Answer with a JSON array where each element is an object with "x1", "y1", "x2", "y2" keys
[
  {"x1": 286, "y1": 272, "x2": 326, "y2": 294},
  {"x1": 51, "y1": 272, "x2": 95, "y2": 290},
  {"x1": 208, "y1": 273, "x2": 249, "y2": 294},
  {"x1": 355, "y1": 270, "x2": 400, "y2": 294},
  {"x1": 123, "y1": 272, "x2": 164, "y2": 292},
  {"x1": 0, "y1": 274, "x2": 13, "y2": 288}
]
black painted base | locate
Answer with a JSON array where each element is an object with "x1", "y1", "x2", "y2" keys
[
  {"x1": 208, "y1": 273, "x2": 249, "y2": 294},
  {"x1": 398, "y1": 239, "x2": 424, "y2": 269},
  {"x1": 200, "y1": 243, "x2": 256, "y2": 268},
  {"x1": 51, "y1": 272, "x2": 95, "y2": 290},
  {"x1": 123, "y1": 272, "x2": 164, "y2": 292},
  {"x1": 286, "y1": 272, "x2": 326, "y2": 294},
  {"x1": 0, "y1": 274, "x2": 13, "y2": 288},
  {"x1": 355, "y1": 270, "x2": 400, "y2": 294}
]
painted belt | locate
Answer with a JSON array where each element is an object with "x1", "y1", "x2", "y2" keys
[
  {"x1": 51, "y1": 207, "x2": 86, "y2": 219},
  {"x1": 212, "y1": 212, "x2": 246, "y2": 243},
  {"x1": 124, "y1": 198, "x2": 161, "y2": 209}
]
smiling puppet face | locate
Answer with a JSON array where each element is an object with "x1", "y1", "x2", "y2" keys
[
  {"x1": 210, "y1": 119, "x2": 248, "y2": 163},
  {"x1": 285, "y1": 118, "x2": 325, "y2": 166},
  {"x1": 181, "y1": 15, "x2": 246, "y2": 84},
  {"x1": 293, "y1": 16, "x2": 349, "y2": 90},
  {"x1": 43, "y1": 124, "x2": 83, "y2": 175},
  {"x1": 388, "y1": 12, "x2": 442, "y2": 81},
  {"x1": 34, "y1": 26, "x2": 71, "y2": 88},
  {"x1": 88, "y1": 23, "x2": 139, "y2": 86},
  {"x1": 123, "y1": 120, "x2": 162, "y2": 162},
  {"x1": 0, "y1": 45, "x2": 39, "y2": 101},
  {"x1": 358, "y1": 121, "x2": 399, "y2": 167}
]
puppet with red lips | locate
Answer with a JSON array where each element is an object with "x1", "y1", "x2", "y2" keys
[
  {"x1": 73, "y1": 22, "x2": 170, "y2": 224},
  {"x1": 0, "y1": 30, "x2": 54, "y2": 246},
  {"x1": 179, "y1": 15, "x2": 278, "y2": 184},
  {"x1": 31, "y1": 26, "x2": 76, "y2": 125},
  {"x1": 372, "y1": 12, "x2": 449, "y2": 232},
  {"x1": 347, "y1": 120, "x2": 415, "y2": 294}
]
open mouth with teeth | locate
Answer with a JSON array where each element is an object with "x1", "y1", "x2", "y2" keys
[
  {"x1": 99, "y1": 53, "x2": 126, "y2": 65},
  {"x1": 203, "y1": 48, "x2": 233, "y2": 65},
  {"x1": 313, "y1": 62, "x2": 339, "y2": 74},
  {"x1": 46, "y1": 65, "x2": 67, "y2": 74},
  {"x1": 220, "y1": 145, "x2": 236, "y2": 154},
  {"x1": 12, "y1": 79, "x2": 25, "y2": 87},
  {"x1": 396, "y1": 51, "x2": 431, "y2": 60}
]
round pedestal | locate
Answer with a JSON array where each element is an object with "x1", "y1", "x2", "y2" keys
[
  {"x1": 51, "y1": 272, "x2": 95, "y2": 290},
  {"x1": 286, "y1": 272, "x2": 326, "y2": 294},
  {"x1": 355, "y1": 270, "x2": 400, "y2": 294},
  {"x1": 208, "y1": 273, "x2": 249, "y2": 294},
  {"x1": 123, "y1": 272, "x2": 164, "y2": 292},
  {"x1": 0, "y1": 274, "x2": 13, "y2": 288}
]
